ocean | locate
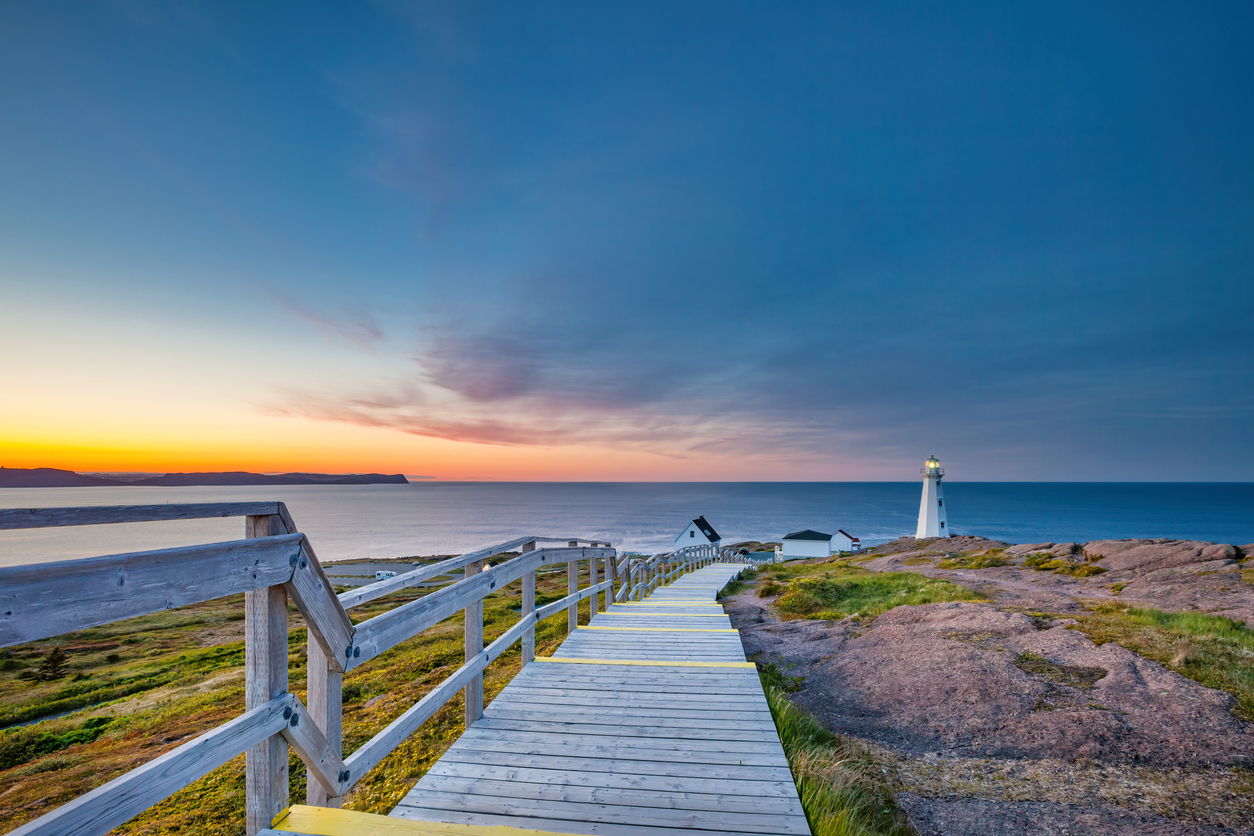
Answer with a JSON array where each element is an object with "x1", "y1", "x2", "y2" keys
[{"x1": 0, "y1": 482, "x2": 1249, "y2": 568}]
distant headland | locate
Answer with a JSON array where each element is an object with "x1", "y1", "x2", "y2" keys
[{"x1": 0, "y1": 467, "x2": 409, "y2": 488}]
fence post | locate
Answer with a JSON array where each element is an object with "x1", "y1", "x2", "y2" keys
[
  {"x1": 567, "y1": 558, "x2": 579, "y2": 633},
  {"x1": 245, "y1": 514, "x2": 288, "y2": 836},
  {"x1": 306, "y1": 641, "x2": 342, "y2": 807},
  {"x1": 589, "y1": 553, "x2": 598, "y2": 617},
  {"x1": 464, "y1": 558, "x2": 484, "y2": 727},
  {"x1": 521, "y1": 541, "x2": 536, "y2": 666}
]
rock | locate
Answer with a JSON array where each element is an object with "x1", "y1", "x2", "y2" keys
[
  {"x1": 1050, "y1": 543, "x2": 1080, "y2": 557},
  {"x1": 1006, "y1": 542, "x2": 1054, "y2": 557}
]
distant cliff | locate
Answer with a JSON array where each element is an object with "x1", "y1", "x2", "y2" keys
[
  {"x1": 0, "y1": 467, "x2": 127, "y2": 487},
  {"x1": 133, "y1": 472, "x2": 409, "y2": 486},
  {"x1": 0, "y1": 467, "x2": 409, "y2": 487}
]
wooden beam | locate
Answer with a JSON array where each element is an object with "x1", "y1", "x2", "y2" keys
[
  {"x1": 304, "y1": 636, "x2": 343, "y2": 808},
  {"x1": 0, "y1": 534, "x2": 302, "y2": 648},
  {"x1": 246, "y1": 515, "x2": 289, "y2": 836},
  {"x1": 348, "y1": 548, "x2": 613, "y2": 669},
  {"x1": 0, "y1": 502, "x2": 283, "y2": 531},
  {"x1": 567, "y1": 560, "x2": 578, "y2": 633},
  {"x1": 342, "y1": 613, "x2": 535, "y2": 788},
  {"x1": 284, "y1": 540, "x2": 354, "y2": 673},
  {"x1": 463, "y1": 559, "x2": 484, "y2": 727},
  {"x1": 280, "y1": 694, "x2": 348, "y2": 800},
  {"x1": 521, "y1": 570, "x2": 535, "y2": 666},
  {"x1": 7, "y1": 695, "x2": 292, "y2": 836}
]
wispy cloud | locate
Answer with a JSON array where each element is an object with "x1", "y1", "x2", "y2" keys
[{"x1": 271, "y1": 292, "x2": 385, "y2": 349}]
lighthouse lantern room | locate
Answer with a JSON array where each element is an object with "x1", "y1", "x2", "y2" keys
[{"x1": 916, "y1": 455, "x2": 949, "y2": 538}]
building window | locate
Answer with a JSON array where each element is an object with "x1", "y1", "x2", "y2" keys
[
  {"x1": 940, "y1": 521, "x2": 945, "y2": 528},
  {"x1": 938, "y1": 499, "x2": 943, "y2": 506},
  {"x1": 690, "y1": 530, "x2": 695, "y2": 538}
]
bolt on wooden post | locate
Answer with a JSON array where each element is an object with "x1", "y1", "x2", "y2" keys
[{"x1": 245, "y1": 514, "x2": 288, "y2": 835}]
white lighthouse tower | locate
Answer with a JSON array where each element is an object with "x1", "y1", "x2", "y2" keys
[{"x1": 916, "y1": 455, "x2": 949, "y2": 538}]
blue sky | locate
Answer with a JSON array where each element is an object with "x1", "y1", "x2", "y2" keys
[{"x1": 1, "y1": 1, "x2": 1250, "y2": 480}]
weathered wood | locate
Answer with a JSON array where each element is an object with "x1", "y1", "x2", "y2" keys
[
  {"x1": 280, "y1": 694, "x2": 348, "y2": 799},
  {"x1": 566, "y1": 560, "x2": 578, "y2": 633},
  {"x1": 0, "y1": 533, "x2": 301, "y2": 648},
  {"x1": 246, "y1": 515, "x2": 289, "y2": 836},
  {"x1": 348, "y1": 549, "x2": 613, "y2": 669},
  {"x1": 463, "y1": 558, "x2": 484, "y2": 727},
  {"x1": 338, "y1": 538, "x2": 604, "y2": 610},
  {"x1": 284, "y1": 540, "x2": 353, "y2": 672},
  {"x1": 8, "y1": 695, "x2": 292, "y2": 836},
  {"x1": 0, "y1": 502, "x2": 282, "y2": 531},
  {"x1": 534, "y1": 580, "x2": 612, "y2": 622},
  {"x1": 343, "y1": 613, "x2": 535, "y2": 788},
  {"x1": 588, "y1": 554, "x2": 598, "y2": 616},
  {"x1": 304, "y1": 638, "x2": 342, "y2": 808},
  {"x1": 521, "y1": 570, "x2": 535, "y2": 665}
]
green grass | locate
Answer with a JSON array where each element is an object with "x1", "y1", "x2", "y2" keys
[
  {"x1": 718, "y1": 568, "x2": 757, "y2": 599},
  {"x1": 938, "y1": 549, "x2": 1010, "y2": 570},
  {"x1": 764, "y1": 687, "x2": 913, "y2": 836},
  {"x1": 1072, "y1": 603, "x2": 1254, "y2": 720},
  {"x1": 770, "y1": 565, "x2": 984, "y2": 620}
]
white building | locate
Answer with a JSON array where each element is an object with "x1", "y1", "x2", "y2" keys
[
  {"x1": 916, "y1": 455, "x2": 950, "y2": 538},
  {"x1": 674, "y1": 516, "x2": 721, "y2": 550},
  {"x1": 832, "y1": 529, "x2": 861, "y2": 552},
  {"x1": 780, "y1": 529, "x2": 834, "y2": 559}
]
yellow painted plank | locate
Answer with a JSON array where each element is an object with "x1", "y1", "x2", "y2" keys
[
  {"x1": 614, "y1": 601, "x2": 722, "y2": 606},
  {"x1": 595, "y1": 612, "x2": 729, "y2": 617},
  {"x1": 535, "y1": 656, "x2": 755, "y2": 668},
  {"x1": 271, "y1": 805, "x2": 566, "y2": 835},
  {"x1": 578, "y1": 626, "x2": 738, "y2": 633}
]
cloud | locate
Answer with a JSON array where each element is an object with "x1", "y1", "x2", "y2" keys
[{"x1": 271, "y1": 292, "x2": 385, "y2": 349}]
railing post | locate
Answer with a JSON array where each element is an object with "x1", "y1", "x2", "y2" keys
[
  {"x1": 589, "y1": 552, "x2": 598, "y2": 617},
  {"x1": 464, "y1": 558, "x2": 484, "y2": 727},
  {"x1": 567, "y1": 558, "x2": 579, "y2": 633},
  {"x1": 521, "y1": 541, "x2": 536, "y2": 666},
  {"x1": 306, "y1": 641, "x2": 342, "y2": 807},
  {"x1": 245, "y1": 514, "x2": 288, "y2": 836}
]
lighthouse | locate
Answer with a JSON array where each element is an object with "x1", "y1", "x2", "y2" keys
[{"x1": 916, "y1": 455, "x2": 949, "y2": 538}]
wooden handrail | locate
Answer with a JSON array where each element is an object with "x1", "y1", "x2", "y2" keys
[
  {"x1": 0, "y1": 502, "x2": 285, "y2": 531},
  {"x1": 1, "y1": 502, "x2": 622, "y2": 836}
]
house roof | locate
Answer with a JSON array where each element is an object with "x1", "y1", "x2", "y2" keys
[
  {"x1": 694, "y1": 515, "x2": 721, "y2": 541},
  {"x1": 783, "y1": 529, "x2": 832, "y2": 542},
  {"x1": 837, "y1": 529, "x2": 859, "y2": 540}
]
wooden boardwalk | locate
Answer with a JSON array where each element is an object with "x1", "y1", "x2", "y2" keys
[{"x1": 385, "y1": 563, "x2": 810, "y2": 836}]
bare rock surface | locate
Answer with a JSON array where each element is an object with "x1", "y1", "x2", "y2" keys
[
  {"x1": 725, "y1": 536, "x2": 1254, "y2": 834},
  {"x1": 896, "y1": 796, "x2": 1247, "y2": 836}
]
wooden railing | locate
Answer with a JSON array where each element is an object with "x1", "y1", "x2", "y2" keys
[
  {"x1": 0, "y1": 503, "x2": 618, "y2": 836},
  {"x1": 613, "y1": 542, "x2": 743, "y2": 602}
]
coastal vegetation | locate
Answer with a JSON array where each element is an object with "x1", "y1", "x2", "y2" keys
[
  {"x1": 763, "y1": 684, "x2": 913, "y2": 836},
  {"x1": 754, "y1": 560, "x2": 984, "y2": 620},
  {"x1": 0, "y1": 562, "x2": 593, "y2": 833},
  {"x1": 1070, "y1": 603, "x2": 1254, "y2": 720}
]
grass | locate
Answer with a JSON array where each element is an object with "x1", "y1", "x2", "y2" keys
[
  {"x1": 1024, "y1": 554, "x2": 1107, "y2": 577},
  {"x1": 938, "y1": 549, "x2": 1010, "y2": 570},
  {"x1": 764, "y1": 564, "x2": 984, "y2": 620},
  {"x1": 717, "y1": 567, "x2": 756, "y2": 599},
  {"x1": 763, "y1": 686, "x2": 914, "y2": 836},
  {"x1": 0, "y1": 563, "x2": 597, "y2": 834},
  {"x1": 1070, "y1": 603, "x2": 1254, "y2": 720}
]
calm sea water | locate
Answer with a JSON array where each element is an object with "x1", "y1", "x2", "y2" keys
[{"x1": 0, "y1": 482, "x2": 1249, "y2": 568}]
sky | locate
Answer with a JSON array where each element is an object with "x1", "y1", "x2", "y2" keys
[{"x1": 0, "y1": 1, "x2": 1250, "y2": 481}]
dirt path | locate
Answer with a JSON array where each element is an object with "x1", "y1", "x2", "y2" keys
[{"x1": 725, "y1": 537, "x2": 1254, "y2": 835}]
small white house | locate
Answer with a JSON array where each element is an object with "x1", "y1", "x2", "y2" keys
[
  {"x1": 832, "y1": 530, "x2": 861, "y2": 552},
  {"x1": 674, "y1": 516, "x2": 721, "y2": 550},
  {"x1": 780, "y1": 530, "x2": 833, "y2": 559}
]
